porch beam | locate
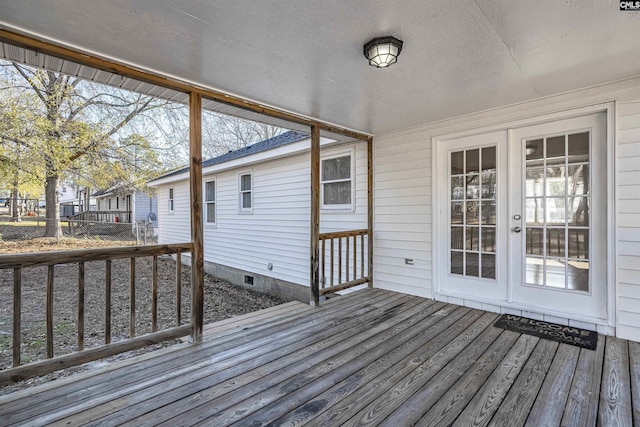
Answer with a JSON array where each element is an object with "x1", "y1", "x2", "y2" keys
[
  {"x1": 0, "y1": 29, "x2": 370, "y2": 142},
  {"x1": 310, "y1": 125, "x2": 321, "y2": 306},
  {"x1": 189, "y1": 92, "x2": 204, "y2": 343},
  {"x1": 367, "y1": 136, "x2": 374, "y2": 287}
]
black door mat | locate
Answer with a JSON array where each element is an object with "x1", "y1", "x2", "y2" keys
[{"x1": 493, "y1": 314, "x2": 598, "y2": 350}]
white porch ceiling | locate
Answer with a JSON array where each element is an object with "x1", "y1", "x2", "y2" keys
[{"x1": 0, "y1": 0, "x2": 638, "y2": 136}]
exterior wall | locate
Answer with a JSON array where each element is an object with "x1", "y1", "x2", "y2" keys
[
  {"x1": 373, "y1": 77, "x2": 640, "y2": 342},
  {"x1": 156, "y1": 141, "x2": 367, "y2": 289},
  {"x1": 132, "y1": 191, "x2": 158, "y2": 223}
]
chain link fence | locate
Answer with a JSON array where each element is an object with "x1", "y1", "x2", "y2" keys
[{"x1": 0, "y1": 217, "x2": 157, "y2": 245}]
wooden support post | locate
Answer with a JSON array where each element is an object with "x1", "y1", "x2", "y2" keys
[
  {"x1": 152, "y1": 255, "x2": 158, "y2": 332},
  {"x1": 176, "y1": 252, "x2": 182, "y2": 326},
  {"x1": 46, "y1": 266, "x2": 54, "y2": 358},
  {"x1": 321, "y1": 238, "x2": 326, "y2": 289},
  {"x1": 78, "y1": 262, "x2": 85, "y2": 351},
  {"x1": 189, "y1": 92, "x2": 204, "y2": 343},
  {"x1": 367, "y1": 136, "x2": 374, "y2": 287},
  {"x1": 310, "y1": 125, "x2": 321, "y2": 306},
  {"x1": 105, "y1": 260, "x2": 112, "y2": 344},
  {"x1": 130, "y1": 258, "x2": 135, "y2": 338},
  {"x1": 13, "y1": 268, "x2": 21, "y2": 367}
]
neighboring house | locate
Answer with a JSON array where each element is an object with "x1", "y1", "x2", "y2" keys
[
  {"x1": 93, "y1": 186, "x2": 158, "y2": 227},
  {"x1": 58, "y1": 182, "x2": 95, "y2": 217},
  {"x1": 148, "y1": 131, "x2": 368, "y2": 301}
]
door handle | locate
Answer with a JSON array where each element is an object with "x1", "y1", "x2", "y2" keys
[{"x1": 512, "y1": 226, "x2": 521, "y2": 233}]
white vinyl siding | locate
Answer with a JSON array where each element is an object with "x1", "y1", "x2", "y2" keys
[
  {"x1": 373, "y1": 79, "x2": 640, "y2": 341},
  {"x1": 616, "y1": 99, "x2": 640, "y2": 342},
  {"x1": 155, "y1": 141, "x2": 367, "y2": 286}
]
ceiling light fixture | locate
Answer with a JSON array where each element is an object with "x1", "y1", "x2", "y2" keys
[{"x1": 363, "y1": 36, "x2": 403, "y2": 68}]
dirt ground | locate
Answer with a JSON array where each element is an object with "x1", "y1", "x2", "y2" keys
[{"x1": 0, "y1": 254, "x2": 288, "y2": 395}]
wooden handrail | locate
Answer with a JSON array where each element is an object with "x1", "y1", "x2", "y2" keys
[
  {"x1": 318, "y1": 229, "x2": 370, "y2": 294},
  {"x1": 318, "y1": 229, "x2": 368, "y2": 240},
  {"x1": 3, "y1": 243, "x2": 193, "y2": 383},
  {"x1": 0, "y1": 243, "x2": 193, "y2": 269}
]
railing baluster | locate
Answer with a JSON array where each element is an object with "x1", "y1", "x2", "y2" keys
[
  {"x1": 130, "y1": 258, "x2": 135, "y2": 338},
  {"x1": 330, "y1": 239, "x2": 334, "y2": 288},
  {"x1": 105, "y1": 259, "x2": 112, "y2": 345},
  {"x1": 353, "y1": 235, "x2": 357, "y2": 281},
  {"x1": 176, "y1": 252, "x2": 182, "y2": 326},
  {"x1": 46, "y1": 265, "x2": 54, "y2": 358},
  {"x1": 78, "y1": 262, "x2": 85, "y2": 352},
  {"x1": 152, "y1": 255, "x2": 158, "y2": 332},
  {"x1": 338, "y1": 237, "x2": 342, "y2": 284},
  {"x1": 361, "y1": 233, "x2": 365, "y2": 279},
  {"x1": 321, "y1": 239, "x2": 326, "y2": 289},
  {"x1": 13, "y1": 267, "x2": 21, "y2": 367},
  {"x1": 346, "y1": 236, "x2": 350, "y2": 282}
]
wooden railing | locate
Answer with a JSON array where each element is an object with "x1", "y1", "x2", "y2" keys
[
  {"x1": 319, "y1": 229, "x2": 370, "y2": 295},
  {"x1": 68, "y1": 210, "x2": 132, "y2": 223},
  {"x1": 0, "y1": 243, "x2": 192, "y2": 385}
]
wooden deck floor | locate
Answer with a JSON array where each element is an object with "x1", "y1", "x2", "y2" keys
[{"x1": 0, "y1": 288, "x2": 638, "y2": 426}]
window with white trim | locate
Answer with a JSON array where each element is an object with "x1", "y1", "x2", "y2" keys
[
  {"x1": 239, "y1": 172, "x2": 252, "y2": 212},
  {"x1": 205, "y1": 180, "x2": 216, "y2": 225},
  {"x1": 321, "y1": 154, "x2": 352, "y2": 208},
  {"x1": 168, "y1": 187, "x2": 174, "y2": 212}
]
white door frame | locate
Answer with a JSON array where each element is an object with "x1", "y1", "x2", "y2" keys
[{"x1": 432, "y1": 102, "x2": 615, "y2": 327}]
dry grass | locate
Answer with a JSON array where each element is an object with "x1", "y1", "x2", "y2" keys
[{"x1": 0, "y1": 237, "x2": 137, "y2": 254}]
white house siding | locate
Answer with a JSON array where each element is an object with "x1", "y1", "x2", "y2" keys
[
  {"x1": 156, "y1": 141, "x2": 367, "y2": 287},
  {"x1": 133, "y1": 191, "x2": 158, "y2": 223},
  {"x1": 373, "y1": 77, "x2": 640, "y2": 341},
  {"x1": 616, "y1": 100, "x2": 640, "y2": 342}
]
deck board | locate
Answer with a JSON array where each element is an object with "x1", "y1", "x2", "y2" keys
[{"x1": 0, "y1": 288, "x2": 637, "y2": 427}]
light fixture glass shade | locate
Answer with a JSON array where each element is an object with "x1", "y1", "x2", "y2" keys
[{"x1": 364, "y1": 36, "x2": 403, "y2": 68}]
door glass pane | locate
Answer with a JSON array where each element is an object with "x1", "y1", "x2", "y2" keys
[
  {"x1": 546, "y1": 135, "x2": 566, "y2": 164},
  {"x1": 526, "y1": 228, "x2": 544, "y2": 256},
  {"x1": 451, "y1": 176, "x2": 464, "y2": 200},
  {"x1": 568, "y1": 132, "x2": 589, "y2": 164},
  {"x1": 526, "y1": 139, "x2": 544, "y2": 162},
  {"x1": 524, "y1": 131, "x2": 591, "y2": 291},
  {"x1": 450, "y1": 146, "x2": 497, "y2": 279},
  {"x1": 481, "y1": 254, "x2": 495, "y2": 279},
  {"x1": 451, "y1": 252, "x2": 464, "y2": 274},
  {"x1": 451, "y1": 151, "x2": 464, "y2": 175},
  {"x1": 466, "y1": 253, "x2": 479, "y2": 277},
  {"x1": 451, "y1": 202, "x2": 463, "y2": 224},
  {"x1": 526, "y1": 257, "x2": 544, "y2": 285},
  {"x1": 466, "y1": 149, "x2": 479, "y2": 174}
]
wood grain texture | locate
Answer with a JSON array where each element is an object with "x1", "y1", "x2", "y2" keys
[
  {"x1": 630, "y1": 341, "x2": 640, "y2": 427},
  {"x1": 0, "y1": 243, "x2": 192, "y2": 269},
  {"x1": 2, "y1": 291, "x2": 383, "y2": 425},
  {"x1": 105, "y1": 259, "x2": 112, "y2": 345},
  {"x1": 488, "y1": 339, "x2": 558, "y2": 427},
  {"x1": 12, "y1": 267, "x2": 21, "y2": 367},
  {"x1": 130, "y1": 258, "x2": 136, "y2": 338},
  {"x1": 598, "y1": 336, "x2": 633, "y2": 427},
  {"x1": 416, "y1": 331, "x2": 520, "y2": 427},
  {"x1": 0, "y1": 290, "x2": 635, "y2": 427},
  {"x1": 46, "y1": 265, "x2": 54, "y2": 358},
  {"x1": 78, "y1": 262, "x2": 85, "y2": 351},
  {"x1": 0, "y1": 30, "x2": 370, "y2": 142},
  {"x1": 524, "y1": 343, "x2": 580, "y2": 427},
  {"x1": 189, "y1": 91, "x2": 204, "y2": 343},
  {"x1": 310, "y1": 124, "x2": 320, "y2": 305},
  {"x1": 451, "y1": 334, "x2": 539, "y2": 427},
  {"x1": 561, "y1": 333, "x2": 605, "y2": 426},
  {"x1": 176, "y1": 252, "x2": 182, "y2": 326}
]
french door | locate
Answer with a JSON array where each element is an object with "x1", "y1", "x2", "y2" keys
[
  {"x1": 438, "y1": 131, "x2": 508, "y2": 301},
  {"x1": 509, "y1": 113, "x2": 607, "y2": 319},
  {"x1": 438, "y1": 112, "x2": 607, "y2": 320}
]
